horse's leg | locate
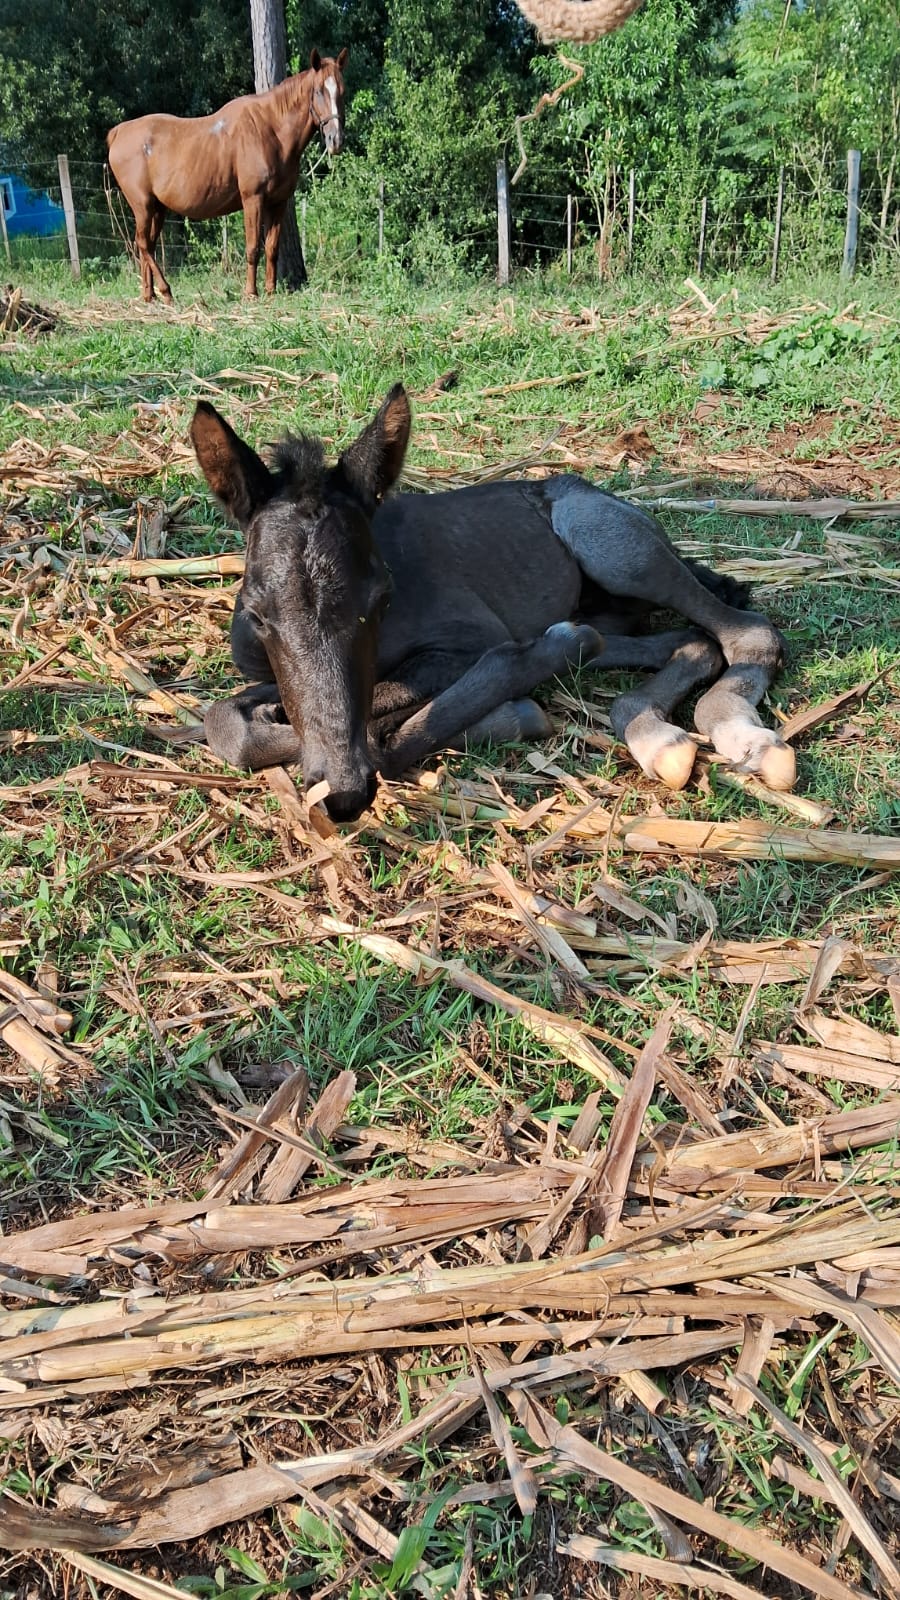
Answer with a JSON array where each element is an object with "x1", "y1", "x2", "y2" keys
[
  {"x1": 379, "y1": 622, "x2": 601, "y2": 776},
  {"x1": 463, "y1": 699, "x2": 554, "y2": 744},
  {"x1": 549, "y1": 483, "x2": 796, "y2": 790},
  {"x1": 205, "y1": 683, "x2": 304, "y2": 769},
  {"x1": 132, "y1": 201, "x2": 159, "y2": 303},
  {"x1": 262, "y1": 201, "x2": 287, "y2": 296},
  {"x1": 146, "y1": 204, "x2": 173, "y2": 303},
  {"x1": 241, "y1": 195, "x2": 264, "y2": 298},
  {"x1": 608, "y1": 636, "x2": 723, "y2": 790}
]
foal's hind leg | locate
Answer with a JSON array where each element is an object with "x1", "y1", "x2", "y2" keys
[
  {"x1": 464, "y1": 699, "x2": 553, "y2": 745},
  {"x1": 693, "y1": 666, "x2": 796, "y2": 791},
  {"x1": 609, "y1": 636, "x2": 723, "y2": 790},
  {"x1": 549, "y1": 483, "x2": 795, "y2": 789}
]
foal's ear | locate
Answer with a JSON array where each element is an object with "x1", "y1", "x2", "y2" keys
[
  {"x1": 190, "y1": 402, "x2": 276, "y2": 530},
  {"x1": 309, "y1": 47, "x2": 322, "y2": 71},
  {"x1": 336, "y1": 385, "x2": 411, "y2": 512}
]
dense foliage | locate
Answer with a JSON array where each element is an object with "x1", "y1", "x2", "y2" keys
[{"x1": 0, "y1": 0, "x2": 896, "y2": 277}]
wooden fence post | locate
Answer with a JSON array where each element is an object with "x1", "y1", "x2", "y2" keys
[
  {"x1": 697, "y1": 195, "x2": 708, "y2": 276},
  {"x1": 842, "y1": 148, "x2": 861, "y2": 277},
  {"x1": 771, "y1": 165, "x2": 785, "y2": 283},
  {"x1": 221, "y1": 216, "x2": 229, "y2": 272},
  {"x1": 566, "y1": 194, "x2": 574, "y2": 274},
  {"x1": 57, "y1": 155, "x2": 81, "y2": 279},
  {"x1": 627, "y1": 168, "x2": 635, "y2": 264},
  {"x1": 378, "y1": 179, "x2": 385, "y2": 255},
  {"x1": 497, "y1": 157, "x2": 511, "y2": 287},
  {"x1": 301, "y1": 196, "x2": 307, "y2": 262}
]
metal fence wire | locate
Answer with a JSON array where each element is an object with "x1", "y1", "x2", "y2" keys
[{"x1": 1, "y1": 150, "x2": 896, "y2": 285}]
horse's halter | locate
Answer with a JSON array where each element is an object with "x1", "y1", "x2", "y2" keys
[{"x1": 310, "y1": 75, "x2": 342, "y2": 140}]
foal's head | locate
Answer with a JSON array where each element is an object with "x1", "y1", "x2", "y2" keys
[
  {"x1": 308, "y1": 47, "x2": 348, "y2": 156},
  {"x1": 191, "y1": 387, "x2": 410, "y2": 821}
]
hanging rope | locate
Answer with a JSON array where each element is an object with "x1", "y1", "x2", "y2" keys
[
  {"x1": 512, "y1": 55, "x2": 585, "y2": 185},
  {"x1": 515, "y1": 0, "x2": 645, "y2": 43}
]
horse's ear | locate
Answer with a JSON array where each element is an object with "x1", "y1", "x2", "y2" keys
[
  {"x1": 337, "y1": 46, "x2": 348, "y2": 70},
  {"x1": 336, "y1": 385, "x2": 411, "y2": 512},
  {"x1": 190, "y1": 402, "x2": 276, "y2": 530},
  {"x1": 309, "y1": 47, "x2": 322, "y2": 71}
]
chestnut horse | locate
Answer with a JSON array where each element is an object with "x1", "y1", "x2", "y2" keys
[{"x1": 107, "y1": 48, "x2": 348, "y2": 303}]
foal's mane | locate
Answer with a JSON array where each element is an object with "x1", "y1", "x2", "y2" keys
[{"x1": 270, "y1": 435, "x2": 326, "y2": 509}]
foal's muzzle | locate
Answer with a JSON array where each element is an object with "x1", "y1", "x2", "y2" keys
[
  {"x1": 305, "y1": 758, "x2": 377, "y2": 823},
  {"x1": 320, "y1": 771, "x2": 378, "y2": 823}
]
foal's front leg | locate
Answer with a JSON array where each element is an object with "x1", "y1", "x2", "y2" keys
[
  {"x1": 379, "y1": 622, "x2": 601, "y2": 776},
  {"x1": 205, "y1": 683, "x2": 304, "y2": 769}
]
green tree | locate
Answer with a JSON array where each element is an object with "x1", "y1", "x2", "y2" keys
[{"x1": 0, "y1": 0, "x2": 251, "y2": 186}]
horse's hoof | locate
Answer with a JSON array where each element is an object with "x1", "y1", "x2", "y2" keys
[
  {"x1": 545, "y1": 620, "x2": 603, "y2": 664},
  {"x1": 509, "y1": 699, "x2": 554, "y2": 740},
  {"x1": 652, "y1": 735, "x2": 698, "y2": 791},
  {"x1": 756, "y1": 741, "x2": 797, "y2": 792}
]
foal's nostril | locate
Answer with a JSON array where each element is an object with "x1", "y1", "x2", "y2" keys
[{"x1": 325, "y1": 787, "x2": 369, "y2": 824}]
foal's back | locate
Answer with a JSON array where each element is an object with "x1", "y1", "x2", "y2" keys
[{"x1": 372, "y1": 480, "x2": 583, "y2": 669}]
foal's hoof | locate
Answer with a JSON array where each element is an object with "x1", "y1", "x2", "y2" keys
[
  {"x1": 652, "y1": 735, "x2": 698, "y2": 791},
  {"x1": 731, "y1": 727, "x2": 797, "y2": 791},
  {"x1": 545, "y1": 620, "x2": 603, "y2": 665},
  {"x1": 755, "y1": 740, "x2": 797, "y2": 792},
  {"x1": 614, "y1": 701, "x2": 699, "y2": 791}
]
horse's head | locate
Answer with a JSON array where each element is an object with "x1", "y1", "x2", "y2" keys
[
  {"x1": 191, "y1": 387, "x2": 410, "y2": 822},
  {"x1": 309, "y1": 47, "x2": 348, "y2": 156}
]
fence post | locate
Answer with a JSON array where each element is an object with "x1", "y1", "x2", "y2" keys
[
  {"x1": 301, "y1": 196, "x2": 307, "y2": 262},
  {"x1": 771, "y1": 166, "x2": 785, "y2": 283},
  {"x1": 57, "y1": 155, "x2": 81, "y2": 279},
  {"x1": 566, "y1": 194, "x2": 574, "y2": 275},
  {"x1": 0, "y1": 190, "x2": 10, "y2": 265},
  {"x1": 627, "y1": 168, "x2": 635, "y2": 264},
  {"x1": 497, "y1": 157, "x2": 511, "y2": 287},
  {"x1": 842, "y1": 148, "x2": 861, "y2": 277},
  {"x1": 697, "y1": 195, "x2": 708, "y2": 276},
  {"x1": 221, "y1": 216, "x2": 229, "y2": 272},
  {"x1": 378, "y1": 179, "x2": 385, "y2": 255}
]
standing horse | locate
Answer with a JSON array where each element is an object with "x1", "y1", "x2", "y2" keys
[
  {"x1": 190, "y1": 389, "x2": 796, "y2": 824},
  {"x1": 107, "y1": 48, "x2": 347, "y2": 303}
]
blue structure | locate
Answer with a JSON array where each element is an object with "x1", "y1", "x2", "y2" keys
[{"x1": 0, "y1": 173, "x2": 66, "y2": 238}]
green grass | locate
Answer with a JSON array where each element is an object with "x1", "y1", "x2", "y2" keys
[{"x1": 1, "y1": 260, "x2": 899, "y2": 1598}]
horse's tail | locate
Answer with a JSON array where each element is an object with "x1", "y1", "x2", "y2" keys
[{"x1": 684, "y1": 557, "x2": 752, "y2": 612}]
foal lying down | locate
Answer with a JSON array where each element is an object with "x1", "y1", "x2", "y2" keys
[{"x1": 192, "y1": 386, "x2": 795, "y2": 823}]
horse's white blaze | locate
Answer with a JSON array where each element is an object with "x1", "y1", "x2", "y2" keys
[{"x1": 325, "y1": 76, "x2": 339, "y2": 120}]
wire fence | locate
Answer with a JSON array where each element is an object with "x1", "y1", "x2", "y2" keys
[{"x1": 2, "y1": 151, "x2": 897, "y2": 289}]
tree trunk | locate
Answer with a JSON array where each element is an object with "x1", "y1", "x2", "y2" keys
[{"x1": 248, "y1": 0, "x2": 307, "y2": 288}]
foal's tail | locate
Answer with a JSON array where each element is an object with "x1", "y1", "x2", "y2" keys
[{"x1": 684, "y1": 557, "x2": 752, "y2": 612}]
